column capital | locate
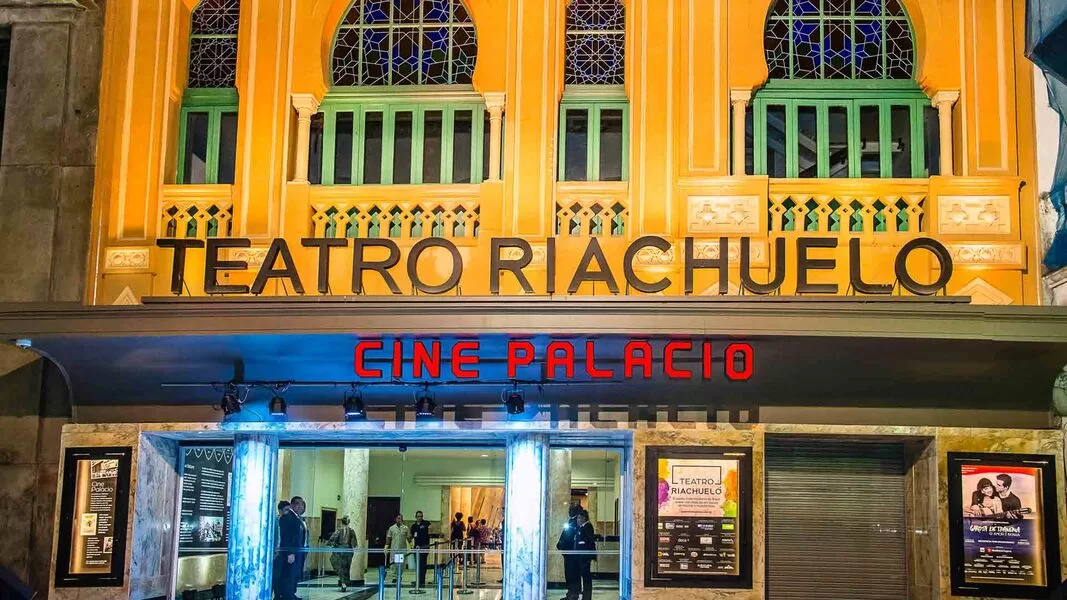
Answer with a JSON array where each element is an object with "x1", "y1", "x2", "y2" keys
[
  {"x1": 931, "y1": 90, "x2": 960, "y2": 108},
  {"x1": 730, "y1": 89, "x2": 753, "y2": 105},
  {"x1": 292, "y1": 93, "x2": 321, "y2": 116},
  {"x1": 483, "y1": 91, "x2": 507, "y2": 113}
]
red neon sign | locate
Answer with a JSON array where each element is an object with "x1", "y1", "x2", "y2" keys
[{"x1": 353, "y1": 338, "x2": 755, "y2": 382}]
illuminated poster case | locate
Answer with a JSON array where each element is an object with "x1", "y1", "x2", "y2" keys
[
  {"x1": 55, "y1": 447, "x2": 132, "y2": 588},
  {"x1": 948, "y1": 452, "x2": 1061, "y2": 598},
  {"x1": 644, "y1": 446, "x2": 753, "y2": 588}
]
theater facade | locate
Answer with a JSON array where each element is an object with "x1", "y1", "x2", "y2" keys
[{"x1": 3, "y1": 0, "x2": 1067, "y2": 599}]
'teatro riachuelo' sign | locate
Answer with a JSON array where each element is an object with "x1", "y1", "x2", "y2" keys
[{"x1": 156, "y1": 235, "x2": 953, "y2": 297}]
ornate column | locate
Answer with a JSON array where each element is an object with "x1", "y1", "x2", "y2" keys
[
  {"x1": 730, "y1": 90, "x2": 752, "y2": 176},
  {"x1": 342, "y1": 449, "x2": 370, "y2": 585},
  {"x1": 504, "y1": 434, "x2": 549, "y2": 599},
  {"x1": 546, "y1": 449, "x2": 572, "y2": 586},
  {"x1": 932, "y1": 91, "x2": 960, "y2": 176},
  {"x1": 483, "y1": 92, "x2": 507, "y2": 182},
  {"x1": 291, "y1": 94, "x2": 321, "y2": 184},
  {"x1": 226, "y1": 434, "x2": 279, "y2": 600}
]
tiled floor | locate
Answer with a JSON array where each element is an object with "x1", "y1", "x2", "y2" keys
[{"x1": 297, "y1": 571, "x2": 620, "y2": 600}]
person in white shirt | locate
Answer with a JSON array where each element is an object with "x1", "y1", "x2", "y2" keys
[{"x1": 384, "y1": 514, "x2": 409, "y2": 584}]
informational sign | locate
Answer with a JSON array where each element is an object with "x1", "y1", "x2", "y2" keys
[
  {"x1": 55, "y1": 447, "x2": 131, "y2": 588},
  {"x1": 949, "y1": 453, "x2": 1061, "y2": 598},
  {"x1": 178, "y1": 447, "x2": 233, "y2": 551},
  {"x1": 645, "y1": 446, "x2": 752, "y2": 588}
]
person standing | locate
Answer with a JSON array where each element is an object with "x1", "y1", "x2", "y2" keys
[
  {"x1": 327, "y1": 515, "x2": 356, "y2": 592},
  {"x1": 556, "y1": 504, "x2": 580, "y2": 600},
  {"x1": 278, "y1": 497, "x2": 309, "y2": 600},
  {"x1": 384, "y1": 514, "x2": 409, "y2": 584},
  {"x1": 272, "y1": 501, "x2": 291, "y2": 600},
  {"x1": 573, "y1": 509, "x2": 597, "y2": 600},
  {"x1": 409, "y1": 511, "x2": 431, "y2": 588},
  {"x1": 465, "y1": 516, "x2": 477, "y2": 566}
]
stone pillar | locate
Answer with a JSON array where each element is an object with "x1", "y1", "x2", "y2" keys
[
  {"x1": 932, "y1": 91, "x2": 960, "y2": 176},
  {"x1": 504, "y1": 434, "x2": 549, "y2": 600},
  {"x1": 730, "y1": 90, "x2": 752, "y2": 176},
  {"x1": 342, "y1": 449, "x2": 369, "y2": 584},
  {"x1": 291, "y1": 94, "x2": 320, "y2": 184},
  {"x1": 226, "y1": 434, "x2": 279, "y2": 600},
  {"x1": 585, "y1": 488, "x2": 599, "y2": 534},
  {"x1": 546, "y1": 449, "x2": 572, "y2": 586},
  {"x1": 483, "y1": 92, "x2": 506, "y2": 182}
]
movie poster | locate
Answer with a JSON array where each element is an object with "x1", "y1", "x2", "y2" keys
[
  {"x1": 949, "y1": 453, "x2": 1061, "y2": 599},
  {"x1": 646, "y1": 447, "x2": 751, "y2": 588},
  {"x1": 68, "y1": 458, "x2": 120, "y2": 575},
  {"x1": 178, "y1": 447, "x2": 233, "y2": 551},
  {"x1": 55, "y1": 447, "x2": 131, "y2": 588}
]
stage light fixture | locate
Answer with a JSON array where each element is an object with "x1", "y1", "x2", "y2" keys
[
  {"x1": 269, "y1": 395, "x2": 287, "y2": 417},
  {"x1": 414, "y1": 389, "x2": 436, "y2": 417},
  {"x1": 220, "y1": 383, "x2": 242, "y2": 416},
  {"x1": 343, "y1": 389, "x2": 365, "y2": 420},
  {"x1": 504, "y1": 387, "x2": 525, "y2": 415}
]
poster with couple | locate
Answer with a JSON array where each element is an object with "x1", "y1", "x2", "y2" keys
[{"x1": 949, "y1": 452, "x2": 1061, "y2": 599}]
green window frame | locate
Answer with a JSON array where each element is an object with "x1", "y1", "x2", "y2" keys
[
  {"x1": 312, "y1": 91, "x2": 493, "y2": 186},
  {"x1": 751, "y1": 81, "x2": 933, "y2": 179},
  {"x1": 558, "y1": 87, "x2": 629, "y2": 182},
  {"x1": 177, "y1": 89, "x2": 239, "y2": 184}
]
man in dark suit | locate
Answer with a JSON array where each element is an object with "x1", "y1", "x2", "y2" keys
[
  {"x1": 573, "y1": 509, "x2": 597, "y2": 600},
  {"x1": 556, "y1": 504, "x2": 580, "y2": 600},
  {"x1": 272, "y1": 500, "x2": 290, "y2": 599},
  {"x1": 278, "y1": 496, "x2": 308, "y2": 600}
]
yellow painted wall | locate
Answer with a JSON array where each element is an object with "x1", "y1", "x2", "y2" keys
[{"x1": 89, "y1": 0, "x2": 1043, "y2": 306}]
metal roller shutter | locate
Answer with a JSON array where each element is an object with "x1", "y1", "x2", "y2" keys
[{"x1": 766, "y1": 439, "x2": 908, "y2": 600}]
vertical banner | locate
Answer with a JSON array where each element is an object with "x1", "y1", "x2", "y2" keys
[
  {"x1": 949, "y1": 452, "x2": 1062, "y2": 598},
  {"x1": 55, "y1": 447, "x2": 132, "y2": 588},
  {"x1": 644, "y1": 446, "x2": 752, "y2": 588},
  {"x1": 178, "y1": 447, "x2": 234, "y2": 551}
]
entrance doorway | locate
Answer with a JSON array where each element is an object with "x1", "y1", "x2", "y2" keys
[
  {"x1": 366, "y1": 497, "x2": 400, "y2": 568},
  {"x1": 765, "y1": 439, "x2": 907, "y2": 600}
]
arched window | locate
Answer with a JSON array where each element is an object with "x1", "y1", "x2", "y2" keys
[
  {"x1": 332, "y1": 0, "x2": 478, "y2": 86},
  {"x1": 764, "y1": 0, "x2": 914, "y2": 80},
  {"x1": 309, "y1": 0, "x2": 494, "y2": 191},
  {"x1": 750, "y1": 0, "x2": 937, "y2": 181},
  {"x1": 177, "y1": 0, "x2": 240, "y2": 186},
  {"x1": 559, "y1": 0, "x2": 628, "y2": 183}
]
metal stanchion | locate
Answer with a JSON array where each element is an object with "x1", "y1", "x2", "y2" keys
[
  {"x1": 436, "y1": 565, "x2": 444, "y2": 600},
  {"x1": 457, "y1": 543, "x2": 473, "y2": 595},
  {"x1": 377, "y1": 565, "x2": 386, "y2": 598},
  {"x1": 410, "y1": 548, "x2": 427, "y2": 595},
  {"x1": 470, "y1": 550, "x2": 485, "y2": 588},
  {"x1": 394, "y1": 560, "x2": 403, "y2": 600},
  {"x1": 448, "y1": 558, "x2": 455, "y2": 599}
]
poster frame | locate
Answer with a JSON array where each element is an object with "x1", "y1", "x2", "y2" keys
[
  {"x1": 54, "y1": 446, "x2": 133, "y2": 588},
  {"x1": 643, "y1": 445, "x2": 753, "y2": 589},
  {"x1": 948, "y1": 451, "x2": 1062, "y2": 598}
]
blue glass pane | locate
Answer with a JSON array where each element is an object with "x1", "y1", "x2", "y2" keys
[
  {"x1": 855, "y1": 0, "x2": 882, "y2": 16},
  {"x1": 423, "y1": 0, "x2": 450, "y2": 22},
  {"x1": 362, "y1": 0, "x2": 390, "y2": 24},
  {"x1": 792, "y1": 0, "x2": 818, "y2": 17}
]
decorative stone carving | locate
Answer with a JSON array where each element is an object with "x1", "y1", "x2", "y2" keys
[
  {"x1": 938, "y1": 196, "x2": 1012, "y2": 235},
  {"x1": 112, "y1": 287, "x2": 139, "y2": 305},
  {"x1": 944, "y1": 243, "x2": 1025, "y2": 267},
  {"x1": 633, "y1": 245, "x2": 675, "y2": 266},
  {"x1": 687, "y1": 196, "x2": 760, "y2": 234},
  {"x1": 501, "y1": 244, "x2": 548, "y2": 267},
  {"x1": 228, "y1": 247, "x2": 270, "y2": 268},
  {"x1": 692, "y1": 239, "x2": 766, "y2": 266},
  {"x1": 105, "y1": 247, "x2": 150, "y2": 271},
  {"x1": 953, "y1": 277, "x2": 1013, "y2": 305}
]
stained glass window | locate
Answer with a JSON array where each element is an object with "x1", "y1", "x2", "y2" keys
[
  {"x1": 332, "y1": 0, "x2": 478, "y2": 86},
  {"x1": 565, "y1": 0, "x2": 625, "y2": 85},
  {"x1": 187, "y1": 0, "x2": 240, "y2": 88},
  {"x1": 764, "y1": 0, "x2": 914, "y2": 80}
]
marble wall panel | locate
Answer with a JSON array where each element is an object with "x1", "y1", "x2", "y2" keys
[
  {"x1": 129, "y1": 434, "x2": 179, "y2": 600},
  {"x1": 631, "y1": 426, "x2": 764, "y2": 600}
]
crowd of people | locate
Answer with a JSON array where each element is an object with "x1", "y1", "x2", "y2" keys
[{"x1": 269, "y1": 497, "x2": 506, "y2": 597}]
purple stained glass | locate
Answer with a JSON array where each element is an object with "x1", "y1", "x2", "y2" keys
[
  {"x1": 332, "y1": 0, "x2": 477, "y2": 85},
  {"x1": 764, "y1": 0, "x2": 913, "y2": 80},
  {"x1": 565, "y1": 0, "x2": 625, "y2": 85}
]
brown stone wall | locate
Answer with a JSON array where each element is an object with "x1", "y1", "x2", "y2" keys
[{"x1": 0, "y1": 2, "x2": 103, "y2": 598}]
